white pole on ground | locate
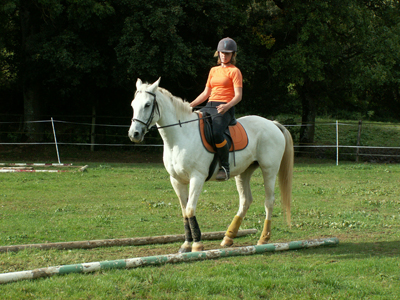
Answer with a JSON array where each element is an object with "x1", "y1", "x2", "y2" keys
[{"x1": 51, "y1": 117, "x2": 61, "y2": 164}]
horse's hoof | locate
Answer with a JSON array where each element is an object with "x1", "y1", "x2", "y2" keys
[
  {"x1": 178, "y1": 247, "x2": 192, "y2": 253},
  {"x1": 178, "y1": 241, "x2": 191, "y2": 253},
  {"x1": 220, "y1": 236, "x2": 234, "y2": 247},
  {"x1": 257, "y1": 239, "x2": 270, "y2": 245},
  {"x1": 192, "y1": 242, "x2": 204, "y2": 252}
]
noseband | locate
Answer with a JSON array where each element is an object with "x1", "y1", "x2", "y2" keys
[{"x1": 131, "y1": 91, "x2": 160, "y2": 131}]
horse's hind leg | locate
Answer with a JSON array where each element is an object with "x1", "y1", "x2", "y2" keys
[
  {"x1": 257, "y1": 170, "x2": 277, "y2": 245},
  {"x1": 221, "y1": 163, "x2": 258, "y2": 247}
]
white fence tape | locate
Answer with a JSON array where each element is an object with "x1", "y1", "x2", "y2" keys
[{"x1": 1, "y1": 119, "x2": 399, "y2": 164}]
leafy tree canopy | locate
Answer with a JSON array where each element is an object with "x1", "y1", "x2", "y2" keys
[{"x1": 0, "y1": 0, "x2": 399, "y2": 142}]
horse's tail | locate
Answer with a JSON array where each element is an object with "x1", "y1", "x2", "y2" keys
[{"x1": 274, "y1": 121, "x2": 294, "y2": 227}]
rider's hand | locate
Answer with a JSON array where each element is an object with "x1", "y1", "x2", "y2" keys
[{"x1": 217, "y1": 103, "x2": 231, "y2": 114}]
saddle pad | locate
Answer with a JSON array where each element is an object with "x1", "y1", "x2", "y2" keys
[{"x1": 198, "y1": 112, "x2": 249, "y2": 153}]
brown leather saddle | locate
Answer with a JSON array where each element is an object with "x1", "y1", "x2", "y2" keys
[
  {"x1": 196, "y1": 112, "x2": 249, "y2": 181},
  {"x1": 197, "y1": 112, "x2": 248, "y2": 153}
]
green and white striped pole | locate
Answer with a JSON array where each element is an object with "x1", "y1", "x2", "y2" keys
[{"x1": 0, "y1": 237, "x2": 338, "y2": 284}]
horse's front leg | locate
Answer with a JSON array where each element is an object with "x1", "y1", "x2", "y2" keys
[
  {"x1": 171, "y1": 175, "x2": 205, "y2": 252},
  {"x1": 170, "y1": 177, "x2": 192, "y2": 253},
  {"x1": 186, "y1": 175, "x2": 205, "y2": 252}
]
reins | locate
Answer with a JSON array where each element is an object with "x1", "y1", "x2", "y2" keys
[
  {"x1": 155, "y1": 112, "x2": 211, "y2": 130},
  {"x1": 132, "y1": 90, "x2": 214, "y2": 130}
]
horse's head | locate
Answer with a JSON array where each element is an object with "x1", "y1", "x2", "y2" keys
[{"x1": 128, "y1": 78, "x2": 161, "y2": 143}]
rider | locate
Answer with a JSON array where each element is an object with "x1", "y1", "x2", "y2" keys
[{"x1": 190, "y1": 37, "x2": 243, "y2": 181}]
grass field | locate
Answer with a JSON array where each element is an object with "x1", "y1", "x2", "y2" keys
[{"x1": 0, "y1": 160, "x2": 399, "y2": 299}]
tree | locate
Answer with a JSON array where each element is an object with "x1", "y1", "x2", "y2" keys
[
  {"x1": 0, "y1": 0, "x2": 19, "y2": 113},
  {"x1": 268, "y1": 0, "x2": 400, "y2": 145},
  {"x1": 1, "y1": 0, "x2": 399, "y2": 145},
  {"x1": 113, "y1": 0, "x2": 251, "y2": 99},
  {"x1": 1, "y1": 0, "x2": 118, "y2": 141},
  {"x1": 0, "y1": 0, "x2": 252, "y2": 141}
]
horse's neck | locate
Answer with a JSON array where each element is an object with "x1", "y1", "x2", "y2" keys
[{"x1": 156, "y1": 100, "x2": 197, "y2": 147}]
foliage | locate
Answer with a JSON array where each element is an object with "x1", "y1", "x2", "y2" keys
[
  {"x1": 113, "y1": 0, "x2": 250, "y2": 93},
  {"x1": 257, "y1": 0, "x2": 400, "y2": 143},
  {"x1": 0, "y1": 0, "x2": 399, "y2": 141}
]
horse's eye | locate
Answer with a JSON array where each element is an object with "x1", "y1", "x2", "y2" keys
[{"x1": 145, "y1": 102, "x2": 151, "y2": 108}]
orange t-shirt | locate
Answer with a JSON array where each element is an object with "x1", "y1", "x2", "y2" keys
[{"x1": 206, "y1": 65, "x2": 243, "y2": 103}]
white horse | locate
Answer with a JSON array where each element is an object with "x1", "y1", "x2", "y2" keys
[{"x1": 128, "y1": 78, "x2": 294, "y2": 253}]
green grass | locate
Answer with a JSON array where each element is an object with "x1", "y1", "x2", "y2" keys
[{"x1": 1, "y1": 161, "x2": 399, "y2": 299}]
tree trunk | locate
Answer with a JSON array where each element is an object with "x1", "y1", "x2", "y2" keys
[
  {"x1": 23, "y1": 81, "x2": 43, "y2": 141},
  {"x1": 299, "y1": 85, "x2": 316, "y2": 156},
  {"x1": 20, "y1": 0, "x2": 43, "y2": 142}
]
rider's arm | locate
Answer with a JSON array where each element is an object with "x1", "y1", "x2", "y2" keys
[
  {"x1": 230, "y1": 87, "x2": 243, "y2": 107},
  {"x1": 190, "y1": 87, "x2": 211, "y2": 108},
  {"x1": 217, "y1": 87, "x2": 242, "y2": 114}
]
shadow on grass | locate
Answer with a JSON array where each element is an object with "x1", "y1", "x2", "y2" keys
[{"x1": 311, "y1": 240, "x2": 400, "y2": 259}]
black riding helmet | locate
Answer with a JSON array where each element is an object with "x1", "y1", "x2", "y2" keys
[
  {"x1": 217, "y1": 38, "x2": 237, "y2": 65},
  {"x1": 217, "y1": 37, "x2": 237, "y2": 52}
]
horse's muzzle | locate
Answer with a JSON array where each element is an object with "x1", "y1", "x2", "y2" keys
[{"x1": 128, "y1": 125, "x2": 145, "y2": 143}]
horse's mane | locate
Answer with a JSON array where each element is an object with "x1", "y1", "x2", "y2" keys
[
  {"x1": 158, "y1": 87, "x2": 192, "y2": 119},
  {"x1": 138, "y1": 83, "x2": 193, "y2": 120}
]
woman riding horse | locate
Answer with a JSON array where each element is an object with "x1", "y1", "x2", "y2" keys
[{"x1": 190, "y1": 37, "x2": 243, "y2": 181}]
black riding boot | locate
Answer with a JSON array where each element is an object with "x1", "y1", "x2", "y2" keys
[{"x1": 216, "y1": 141, "x2": 230, "y2": 181}]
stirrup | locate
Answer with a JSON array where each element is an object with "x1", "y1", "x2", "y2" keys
[{"x1": 216, "y1": 166, "x2": 229, "y2": 181}]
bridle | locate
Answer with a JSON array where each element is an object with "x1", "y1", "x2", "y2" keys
[
  {"x1": 131, "y1": 89, "x2": 214, "y2": 130},
  {"x1": 131, "y1": 91, "x2": 160, "y2": 131}
]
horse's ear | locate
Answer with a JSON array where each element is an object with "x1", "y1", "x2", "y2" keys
[
  {"x1": 136, "y1": 78, "x2": 143, "y2": 90},
  {"x1": 149, "y1": 77, "x2": 161, "y2": 93}
]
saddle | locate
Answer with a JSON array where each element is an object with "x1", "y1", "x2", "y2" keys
[
  {"x1": 197, "y1": 112, "x2": 248, "y2": 153},
  {"x1": 196, "y1": 112, "x2": 249, "y2": 181}
]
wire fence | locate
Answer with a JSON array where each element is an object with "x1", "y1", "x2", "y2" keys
[{"x1": 1, "y1": 115, "x2": 400, "y2": 164}]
